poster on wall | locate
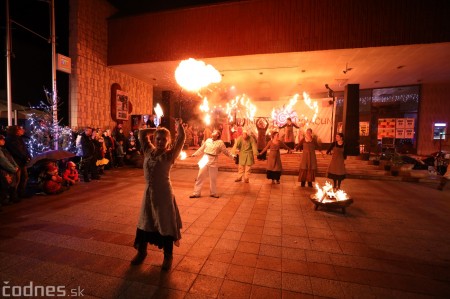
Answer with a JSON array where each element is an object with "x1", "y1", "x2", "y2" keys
[
  {"x1": 405, "y1": 118, "x2": 415, "y2": 129},
  {"x1": 377, "y1": 118, "x2": 396, "y2": 139},
  {"x1": 396, "y1": 129, "x2": 405, "y2": 138},
  {"x1": 396, "y1": 118, "x2": 405, "y2": 129},
  {"x1": 116, "y1": 90, "x2": 129, "y2": 120},
  {"x1": 405, "y1": 129, "x2": 414, "y2": 139},
  {"x1": 359, "y1": 122, "x2": 369, "y2": 136}
]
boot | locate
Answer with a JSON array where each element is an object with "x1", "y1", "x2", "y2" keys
[
  {"x1": 300, "y1": 181, "x2": 305, "y2": 187},
  {"x1": 131, "y1": 243, "x2": 148, "y2": 265},
  {"x1": 308, "y1": 182, "x2": 313, "y2": 187},
  {"x1": 161, "y1": 254, "x2": 173, "y2": 271}
]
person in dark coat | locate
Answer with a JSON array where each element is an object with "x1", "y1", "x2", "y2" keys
[
  {"x1": 79, "y1": 127, "x2": 99, "y2": 182},
  {"x1": 0, "y1": 134, "x2": 19, "y2": 206},
  {"x1": 5, "y1": 125, "x2": 31, "y2": 198},
  {"x1": 297, "y1": 128, "x2": 324, "y2": 187},
  {"x1": 326, "y1": 133, "x2": 347, "y2": 189}
]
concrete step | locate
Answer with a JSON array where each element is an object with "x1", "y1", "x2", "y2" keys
[{"x1": 174, "y1": 148, "x2": 417, "y2": 182}]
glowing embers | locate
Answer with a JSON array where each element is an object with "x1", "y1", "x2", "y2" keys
[
  {"x1": 310, "y1": 181, "x2": 353, "y2": 214},
  {"x1": 314, "y1": 181, "x2": 349, "y2": 202}
]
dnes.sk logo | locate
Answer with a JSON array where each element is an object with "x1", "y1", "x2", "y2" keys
[{"x1": 2, "y1": 281, "x2": 84, "y2": 297}]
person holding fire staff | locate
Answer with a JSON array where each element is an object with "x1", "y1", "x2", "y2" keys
[
  {"x1": 278, "y1": 117, "x2": 299, "y2": 153},
  {"x1": 131, "y1": 118, "x2": 185, "y2": 271},
  {"x1": 189, "y1": 129, "x2": 234, "y2": 198}
]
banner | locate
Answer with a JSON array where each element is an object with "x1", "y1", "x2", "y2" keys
[{"x1": 256, "y1": 98, "x2": 333, "y2": 143}]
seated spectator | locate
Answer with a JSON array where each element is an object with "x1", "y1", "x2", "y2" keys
[
  {"x1": 63, "y1": 161, "x2": 80, "y2": 185},
  {"x1": 42, "y1": 164, "x2": 69, "y2": 195}
]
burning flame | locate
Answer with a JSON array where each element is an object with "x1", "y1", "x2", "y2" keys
[
  {"x1": 226, "y1": 94, "x2": 257, "y2": 122},
  {"x1": 198, "y1": 155, "x2": 209, "y2": 169},
  {"x1": 175, "y1": 58, "x2": 221, "y2": 92},
  {"x1": 179, "y1": 151, "x2": 187, "y2": 160},
  {"x1": 314, "y1": 181, "x2": 349, "y2": 202},
  {"x1": 154, "y1": 103, "x2": 164, "y2": 119},
  {"x1": 271, "y1": 92, "x2": 320, "y2": 127},
  {"x1": 303, "y1": 92, "x2": 319, "y2": 123},
  {"x1": 271, "y1": 94, "x2": 299, "y2": 126},
  {"x1": 199, "y1": 97, "x2": 211, "y2": 125}
]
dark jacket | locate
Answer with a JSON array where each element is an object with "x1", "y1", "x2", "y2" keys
[
  {"x1": 80, "y1": 132, "x2": 95, "y2": 159},
  {"x1": 5, "y1": 135, "x2": 30, "y2": 167},
  {"x1": 0, "y1": 146, "x2": 18, "y2": 173}
]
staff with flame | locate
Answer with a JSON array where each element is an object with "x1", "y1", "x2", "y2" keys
[{"x1": 189, "y1": 129, "x2": 235, "y2": 198}]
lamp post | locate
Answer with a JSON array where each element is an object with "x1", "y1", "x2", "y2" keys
[
  {"x1": 5, "y1": 0, "x2": 13, "y2": 126},
  {"x1": 50, "y1": 0, "x2": 58, "y2": 150}
]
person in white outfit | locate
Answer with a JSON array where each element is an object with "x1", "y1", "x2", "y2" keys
[{"x1": 189, "y1": 129, "x2": 234, "y2": 198}]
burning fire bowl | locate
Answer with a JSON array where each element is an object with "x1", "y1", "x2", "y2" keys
[{"x1": 309, "y1": 194, "x2": 353, "y2": 214}]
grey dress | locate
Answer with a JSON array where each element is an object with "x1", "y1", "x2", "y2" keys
[
  {"x1": 136, "y1": 126, "x2": 185, "y2": 243},
  {"x1": 327, "y1": 142, "x2": 346, "y2": 180},
  {"x1": 298, "y1": 137, "x2": 320, "y2": 182}
]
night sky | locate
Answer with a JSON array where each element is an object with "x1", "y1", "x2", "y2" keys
[{"x1": 0, "y1": 0, "x2": 69, "y2": 125}]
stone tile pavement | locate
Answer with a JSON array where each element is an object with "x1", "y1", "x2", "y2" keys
[{"x1": 0, "y1": 166, "x2": 449, "y2": 298}]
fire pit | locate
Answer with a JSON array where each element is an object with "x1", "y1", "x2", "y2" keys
[{"x1": 310, "y1": 182, "x2": 353, "y2": 214}]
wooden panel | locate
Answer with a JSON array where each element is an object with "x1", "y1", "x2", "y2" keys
[{"x1": 108, "y1": 0, "x2": 450, "y2": 65}]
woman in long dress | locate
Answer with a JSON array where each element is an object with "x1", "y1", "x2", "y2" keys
[
  {"x1": 298, "y1": 128, "x2": 323, "y2": 187},
  {"x1": 259, "y1": 131, "x2": 292, "y2": 184},
  {"x1": 131, "y1": 119, "x2": 185, "y2": 271},
  {"x1": 326, "y1": 133, "x2": 347, "y2": 189}
]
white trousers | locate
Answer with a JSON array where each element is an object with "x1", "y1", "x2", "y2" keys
[{"x1": 193, "y1": 163, "x2": 218, "y2": 196}]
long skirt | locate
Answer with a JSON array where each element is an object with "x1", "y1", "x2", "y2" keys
[
  {"x1": 134, "y1": 228, "x2": 174, "y2": 255},
  {"x1": 327, "y1": 173, "x2": 346, "y2": 181},
  {"x1": 298, "y1": 169, "x2": 315, "y2": 182},
  {"x1": 266, "y1": 170, "x2": 281, "y2": 180}
]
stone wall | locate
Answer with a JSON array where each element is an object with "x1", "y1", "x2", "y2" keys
[{"x1": 69, "y1": 0, "x2": 152, "y2": 132}]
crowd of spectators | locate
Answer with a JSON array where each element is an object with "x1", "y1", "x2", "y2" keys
[{"x1": 0, "y1": 123, "x2": 148, "y2": 211}]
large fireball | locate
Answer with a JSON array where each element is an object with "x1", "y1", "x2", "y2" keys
[{"x1": 175, "y1": 58, "x2": 221, "y2": 92}]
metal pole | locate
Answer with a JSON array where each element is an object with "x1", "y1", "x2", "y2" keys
[
  {"x1": 6, "y1": 0, "x2": 13, "y2": 126},
  {"x1": 50, "y1": 0, "x2": 58, "y2": 149},
  {"x1": 330, "y1": 95, "x2": 335, "y2": 142}
]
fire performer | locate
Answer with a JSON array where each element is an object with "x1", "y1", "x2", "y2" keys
[
  {"x1": 326, "y1": 133, "x2": 347, "y2": 189},
  {"x1": 256, "y1": 117, "x2": 269, "y2": 160},
  {"x1": 232, "y1": 128, "x2": 258, "y2": 183},
  {"x1": 258, "y1": 131, "x2": 293, "y2": 184},
  {"x1": 189, "y1": 129, "x2": 234, "y2": 198},
  {"x1": 278, "y1": 118, "x2": 299, "y2": 153},
  {"x1": 131, "y1": 118, "x2": 185, "y2": 271},
  {"x1": 298, "y1": 128, "x2": 324, "y2": 187}
]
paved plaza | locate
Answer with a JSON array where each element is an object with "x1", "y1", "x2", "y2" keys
[{"x1": 0, "y1": 165, "x2": 449, "y2": 298}]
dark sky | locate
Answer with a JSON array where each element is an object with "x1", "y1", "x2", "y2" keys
[
  {"x1": 0, "y1": 0, "x2": 236, "y2": 126},
  {"x1": 0, "y1": 0, "x2": 69, "y2": 124}
]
